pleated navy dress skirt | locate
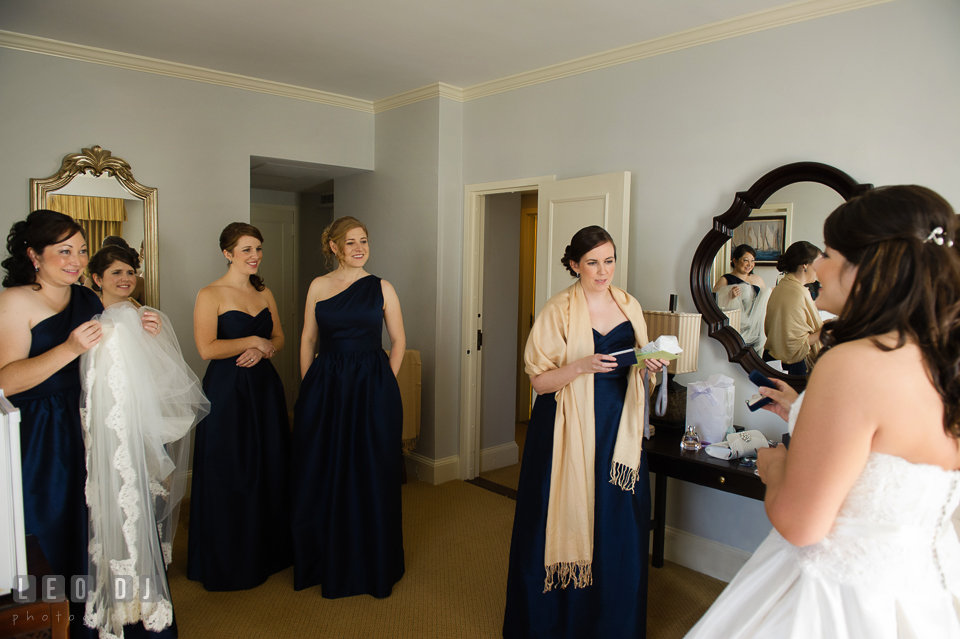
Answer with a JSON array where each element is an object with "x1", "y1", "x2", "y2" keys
[
  {"x1": 503, "y1": 321, "x2": 651, "y2": 639},
  {"x1": 187, "y1": 308, "x2": 293, "y2": 591},
  {"x1": 291, "y1": 275, "x2": 405, "y2": 599}
]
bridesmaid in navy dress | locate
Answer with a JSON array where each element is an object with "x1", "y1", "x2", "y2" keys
[
  {"x1": 503, "y1": 227, "x2": 666, "y2": 639},
  {"x1": 292, "y1": 216, "x2": 405, "y2": 599},
  {"x1": 189, "y1": 222, "x2": 292, "y2": 591},
  {"x1": 0, "y1": 210, "x2": 164, "y2": 639}
]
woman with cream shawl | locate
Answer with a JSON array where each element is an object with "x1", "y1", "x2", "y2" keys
[{"x1": 503, "y1": 226, "x2": 666, "y2": 639}]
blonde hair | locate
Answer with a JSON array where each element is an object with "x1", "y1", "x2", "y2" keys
[{"x1": 321, "y1": 216, "x2": 369, "y2": 269}]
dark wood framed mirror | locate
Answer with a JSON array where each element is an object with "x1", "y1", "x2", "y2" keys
[{"x1": 689, "y1": 161, "x2": 872, "y2": 390}]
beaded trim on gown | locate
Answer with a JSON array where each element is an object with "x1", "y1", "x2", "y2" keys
[{"x1": 685, "y1": 393, "x2": 960, "y2": 639}]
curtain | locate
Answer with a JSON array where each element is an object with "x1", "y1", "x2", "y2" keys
[{"x1": 47, "y1": 194, "x2": 127, "y2": 276}]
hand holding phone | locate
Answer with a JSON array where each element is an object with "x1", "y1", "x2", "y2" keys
[{"x1": 746, "y1": 370, "x2": 775, "y2": 412}]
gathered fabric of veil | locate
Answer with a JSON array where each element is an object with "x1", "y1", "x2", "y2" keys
[
  {"x1": 80, "y1": 302, "x2": 209, "y2": 639},
  {"x1": 716, "y1": 282, "x2": 772, "y2": 355}
]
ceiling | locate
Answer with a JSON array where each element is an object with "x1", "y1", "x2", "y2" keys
[
  {"x1": 249, "y1": 156, "x2": 367, "y2": 192},
  {"x1": 1, "y1": 0, "x2": 794, "y2": 102}
]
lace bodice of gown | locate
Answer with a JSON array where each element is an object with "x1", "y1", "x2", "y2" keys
[{"x1": 780, "y1": 393, "x2": 960, "y2": 592}]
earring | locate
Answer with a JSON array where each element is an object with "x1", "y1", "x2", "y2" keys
[
  {"x1": 33, "y1": 263, "x2": 39, "y2": 272},
  {"x1": 227, "y1": 259, "x2": 233, "y2": 265}
]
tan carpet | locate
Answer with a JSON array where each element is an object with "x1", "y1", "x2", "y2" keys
[{"x1": 170, "y1": 478, "x2": 725, "y2": 638}]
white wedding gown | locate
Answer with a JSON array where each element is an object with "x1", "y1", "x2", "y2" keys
[{"x1": 685, "y1": 394, "x2": 960, "y2": 638}]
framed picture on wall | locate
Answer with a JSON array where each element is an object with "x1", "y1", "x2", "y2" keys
[{"x1": 731, "y1": 215, "x2": 787, "y2": 266}]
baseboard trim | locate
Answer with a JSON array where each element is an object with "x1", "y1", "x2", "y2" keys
[
  {"x1": 404, "y1": 452, "x2": 460, "y2": 485},
  {"x1": 661, "y1": 526, "x2": 752, "y2": 583},
  {"x1": 479, "y1": 442, "x2": 519, "y2": 473}
]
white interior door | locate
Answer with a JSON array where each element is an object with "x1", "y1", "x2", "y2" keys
[
  {"x1": 251, "y1": 204, "x2": 298, "y2": 411},
  {"x1": 535, "y1": 171, "x2": 631, "y2": 314}
]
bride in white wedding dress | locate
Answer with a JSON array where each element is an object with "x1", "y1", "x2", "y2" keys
[{"x1": 686, "y1": 185, "x2": 960, "y2": 639}]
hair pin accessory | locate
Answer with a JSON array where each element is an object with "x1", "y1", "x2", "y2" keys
[{"x1": 925, "y1": 227, "x2": 954, "y2": 247}]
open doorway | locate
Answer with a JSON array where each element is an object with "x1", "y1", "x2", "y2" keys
[
  {"x1": 459, "y1": 175, "x2": 554, "y2": 481},
  {"x1": 474, "y1": 192, "x2": 538, "y2": 491},
  {"x1": 249, "y1": 156, "x2": 368, "y2": 412},
  {"x1": 459, "y1": 172, "x2": 631, "y2": 481}
]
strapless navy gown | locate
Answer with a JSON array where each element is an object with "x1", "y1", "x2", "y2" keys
[
  {"x1": 11, "y1": 285, "x2": 175, "y2": 639},
  {"x1": 503, "y1": 321, "x2": 651, "y2": 639},
  {"x1": 187, "y1": 308, "x2": 292, "y2": 591},
  {"x1": 291, "y1": 275, "x2": 404, "y2": 599}
]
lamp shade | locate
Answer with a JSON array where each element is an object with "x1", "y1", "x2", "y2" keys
[{"x1": 642, "y1": 311, "x2": 701, "y2": 375}]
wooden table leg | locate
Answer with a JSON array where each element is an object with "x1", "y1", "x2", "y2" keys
[{"x1": 651, "y1": 472, "x2": 667, "y2": 568}]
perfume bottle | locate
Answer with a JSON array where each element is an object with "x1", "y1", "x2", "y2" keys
[{"x1": 680, "y1": 423, "x2": 702, "y2": 452}]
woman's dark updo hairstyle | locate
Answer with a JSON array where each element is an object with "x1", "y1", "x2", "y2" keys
[
  {"x1": 101, "y1": 235, "x2": 130, "y2": 249},
  {"x1": 730, "y1": 244, "x2": 757, "y2": 270},
  {"x1": 819, "y1": 185, "x2": 960, "y2": 438},
  {"x1": 220, "y1": 222, "x2": 265, "y2": 292},
  {"x1": 776, "y1": 240, "x2": 822, "y2": 274},
  {"x1": 561, "y1": 226, "x2": 616, "y2": 277},
  {"x1": 88, "y1": 245, "x2": 140, "y2": 292},
  {"x1": 321, "y1": 216, "x2": 369, "y2": 270},
  {"x1": 2, "y1": 209, "x2": 86, "y2": 289}
]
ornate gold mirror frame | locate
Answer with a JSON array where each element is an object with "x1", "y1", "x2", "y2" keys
[{"x1": 30, "y1": 146, "x2": 159, "y2": 308}]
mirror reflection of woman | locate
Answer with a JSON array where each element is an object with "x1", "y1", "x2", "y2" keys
[
  {"x1": 189, "y1": 222, "x2": 293, "y2": 591},
  {"x1": 503, "y1": 226, "x2": 666, "y2": 639},
  {"x1": 763, "y1": 241, "x2": 823, "y2": 375},
  {"x1": 713, "y1": 245, "x2": 770, "y2": 354},
  {"x1": 687, "y1": 185, "x2": 960, "y2": 638},
  {"x1": 0, "y1": 210, "x2": 161, "y2": 639},
  {"x1": 291, "y1": 216, "x2": 406, "y2": 599}
]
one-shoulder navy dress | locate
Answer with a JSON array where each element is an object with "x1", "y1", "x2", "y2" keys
[
  {"x1": 11, "y1": 285, "x2": 175, "y2": 639},
  {"x1": 291, "y1": 275, "x2": 404, "y2": 599},
  {"x1": 187, "y1": 308, "x2": 292, "y2": 591},
  {"x1": 503, "y1": 321, "x2": 651, "y2": 639}
]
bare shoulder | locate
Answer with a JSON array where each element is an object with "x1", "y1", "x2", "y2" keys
[
  {"x1": 308, "y1": 274, "x2": 335, "y2": 299},
  {"x1": 260, "y1": 286, "x2": 277, "y2": 303},
  {"x1": 809, "y1": 339, "x2": 889, "y2": 388},
  {"x1": 380, "y1": 278, "x2": 398, "y2": 296},
  {"x1": 195, "y1": 283, "x2": 227, "y2": 313},
  {"x1": 0, "y1": 286, "x2": 35, "y2": 317}
]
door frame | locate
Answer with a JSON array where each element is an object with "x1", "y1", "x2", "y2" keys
[
  {"x1": 459, "y1": 175, "x2": 555, "y2": 480},
  {"x1": 250, "y1": 203, "x2": 300, "y2": 410}
]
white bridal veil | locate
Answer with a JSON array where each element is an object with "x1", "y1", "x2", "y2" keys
[
  {"x1": 715, "y1": 282, "x2": 772, "y2": 355},
  {"x1": 80, "y1": 303, "x2": 209, "y2": 639}
]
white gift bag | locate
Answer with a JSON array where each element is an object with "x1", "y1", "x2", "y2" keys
[{"x1": 685, "y1": 374, "x2": 736, "y2": 444}]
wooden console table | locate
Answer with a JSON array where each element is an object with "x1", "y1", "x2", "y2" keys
[
  {"x1": 0, "y1": 536, "x2": 69, "y2": 639},
  {"x1": 646, "y1": 426, "x2": 766, "y2": 568}
]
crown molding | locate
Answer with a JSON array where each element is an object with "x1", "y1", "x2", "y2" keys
[
  {"x1": 459, "y1": 0, "x2": 896, "y2": 102},
  {"x1": 0, "y1": 30, "x2": 375, "y2": 114},
  {"x1": 373, "y1": 82, "x2": 464, "y2": 113},
  {"x1": 0, "y1": 0, "x2": 894, "y2": 114}
]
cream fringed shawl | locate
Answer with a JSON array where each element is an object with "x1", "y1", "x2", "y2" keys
[{"x1": 524, "y1": 281, "x2": 650, "y2": 591}]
